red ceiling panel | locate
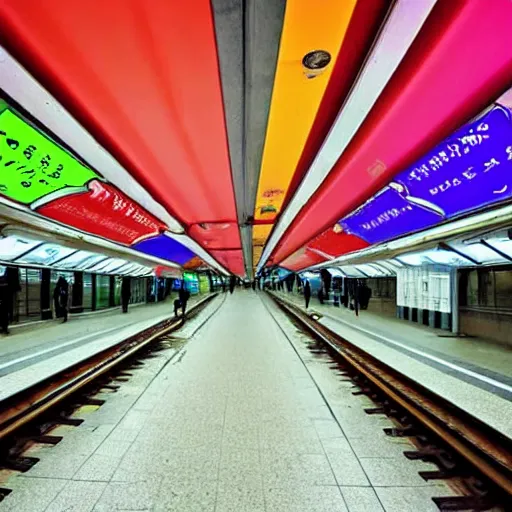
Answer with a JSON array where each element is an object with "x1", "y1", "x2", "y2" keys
[
  {"x1": 280, "y1": 249, "x2": 326, "y2": 273},
  {"x1": 283, "y1": 0, "x2": 391, "y2": 210},
  {"x1": 188, "y1": 222, "x2": 241, "y2": 251},
  {"x1": 37, "y1": 180, "x2": 164, "y2": 245},
  {"x1": 308, "y1": 230, "x2": 369, "y2": 259},
  {"x1": 280, "y1": 231, "x2": 368, "y2": 272},
  {"x1": 210, "y1": 250, "x2": 245, "y2": 277},
  {"x1": 271, "y1": 0, "x2": 512, "y2": 265},
  {"x1": 0, "y1": 0, "x2": 238, "y2": 229}
]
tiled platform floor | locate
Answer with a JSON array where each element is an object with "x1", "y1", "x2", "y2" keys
[
  {"x1": 0, "y1": 294, "x2": 208, "y2": 377},
  {"x1": 274, "y1": 291, "x2": 512, "y2": 440},
  {"x1": 0, "y1": 294, "x2": 210, "y2": 403},
  {"x1": 0, "y1": 291, "x2": 453, "y2": 512}
]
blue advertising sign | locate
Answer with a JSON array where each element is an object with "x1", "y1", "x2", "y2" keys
[
  {"x1": 133, "y1": 234, "x2": 195, "y2": 265},
  {"x1": 340, "y1": 105, "x2": 512, "y2": 244}
]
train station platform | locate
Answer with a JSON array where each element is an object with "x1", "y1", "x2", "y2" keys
[
  {"x1": 271, "y1": 291, "x2": 512, "y2": 441},
  {"x1": 1, "y1": 290, "x2": 457, "y2": 512},
  {"x1": 0, "y1": 294, "x2": 210, "y2": 402}
]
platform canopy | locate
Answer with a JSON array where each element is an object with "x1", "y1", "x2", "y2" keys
[{"x1": 0, "y1": 0, "x2": 511, "y2": 278}]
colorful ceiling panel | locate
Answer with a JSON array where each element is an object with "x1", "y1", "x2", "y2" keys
[
  {"x1": 210, "y1": 250, "x2": 245, "y2": 277},
  {"x1": 133, "y1": 234, "x2": 196, "y2": 266},
  {"x1": 283, "y1": 0, "x2": 391, "y2": 210},
  {"x1": 257, "y1": 0, "x2": 438, "y2": 270},
  {"x1": 340, "y1": 104, "x2": 512, "y2": 245},
  {"x1": 0, "y1": 100, "x2": 200, "y2": 269},
  {"x1": 0, "y1": 102, "x2": 96, "y2": 204},
  {"x1": 270, "y1": 0, "x2": 512, "y2": 266},
  {"x1": 2, "y1": 0, "x2": 512, "y2": 278},
  {"x1": 188, "y1": 222, "x2": 241, "y2": 251},
  {"x1": 0, "y1": 0, "x2": 241, "y2": 273},
  {"x1": 280, "y1": 230, "x2": 369, "y2": 272},
  {"x1": 36, "y1": 180, "x2": 164, "y2": 245},
  {"x1": 252, "y1": 0, "x2": 358, "y2": 246}
]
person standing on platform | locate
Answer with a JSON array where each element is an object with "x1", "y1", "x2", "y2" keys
[
  {"x1": 54, "y1": 276, "x2": 69, "y2": 323},
  {"x1": 304, "y1": 280, "x2": 311, "y2": 309},
  {"x1": 178, "y1": 283, "x2": 190, "y2": 317},
  {"x1": 121, "y1": 276, "x2": 131, "y2": 313},
  {"x1": 229, "y1": 277, "x2": 235, "y2": 294}
]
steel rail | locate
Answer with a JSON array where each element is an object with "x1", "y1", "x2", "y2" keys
[
  {"x1": 0, "y1": 294, "x2": 217, "y2": 441},
  {"x1": 270, "y1": 293, "x2": 512, "y2": 497}
]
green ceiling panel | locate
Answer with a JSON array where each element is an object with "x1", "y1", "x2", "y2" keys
[{"x1": 0, "y1": 102, "x2": 97, "y2": 204}]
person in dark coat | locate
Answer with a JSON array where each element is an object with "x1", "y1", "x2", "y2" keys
[
  {"x1": 229, "y1": 277, "x2": 235, "y2": 294},
  {"x1": 121, "y1": 276, "x2": 131, "y2": 313},
  {"x1": 304, "y1": 280, "x2": 311, "y2": 309},
  {"x1": 177, "y1": 284, "x2": 190, "y2": 317},
  {"x1": 54, "y1": 276, "x2": 69, "y2": 323}
]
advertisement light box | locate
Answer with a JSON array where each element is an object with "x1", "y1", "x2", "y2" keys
[{"x1": 340, "y1": 105, "x2": 512, "y2": 244}]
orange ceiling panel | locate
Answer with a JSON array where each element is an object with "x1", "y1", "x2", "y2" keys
[{"x1": 252, "y1": 0, "x2": 357, "y2": 244}]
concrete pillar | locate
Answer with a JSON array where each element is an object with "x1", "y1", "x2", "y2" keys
[
  {"x1": 428, "y1": 310, "x2": 436, "y2": 328},
  {"x1": 451, "y1": 269, "x2": 460, "y2": 335},
  {"x1": 91, "y1": 274, "x2": 97, "y2": 311},
  {"x1": 40, "y1": 268, "x2": 52, "y2": 320},
  {"x1": 441, "y1": 312, "x2": 450, "y2": 331},
  {"x1": 71, "y1": 271, "x2": 84, "y2": 314}
]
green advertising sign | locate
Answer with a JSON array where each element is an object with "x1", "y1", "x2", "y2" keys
[{"x1": 0, "y1": 103, "x2": 98, "y2": 204}]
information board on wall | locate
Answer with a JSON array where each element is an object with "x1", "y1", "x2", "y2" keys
[{"x1": 397, "y1": 267, "x2": 452, "y2": 313}]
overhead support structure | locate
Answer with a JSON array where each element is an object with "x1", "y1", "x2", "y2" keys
[
  {"x1": 309, "y1": 204, "x2": 512, "y2": 270},
  {"x1": 211, "y1": 0, "x2": 286, "y2": 278}
]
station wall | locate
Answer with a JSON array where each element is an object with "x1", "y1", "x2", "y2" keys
[{"x1": 459, "y1": 267, "x2": 512, "y2": 346}]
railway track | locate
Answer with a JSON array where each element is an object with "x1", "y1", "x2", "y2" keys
[
  {"x1": 0, "y1": 293, "x2": 218, "y2": 500},
  {"x1": 270, "y1": 292, "x2": 512, "y2": 512}
]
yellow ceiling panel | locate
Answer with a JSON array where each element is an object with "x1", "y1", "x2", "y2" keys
[{"x1": 253, "y1": 0, "x2": 357, "y2": 264}]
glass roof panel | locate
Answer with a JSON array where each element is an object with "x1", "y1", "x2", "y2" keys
[
  {"x1": 449, "y1": 242, "x2": 503, "y2": 264},
  {"x1": 338, "y1": 265, "x2": 368, "y2": 278},
  {"x1": 17, "y1": 243, "x2": 75, "y2": 265},
  {"x1": 99, "y1": 258, "x2": 129, "y2": 274},
  {"x1": 420, "y1": 248, "x2": 470, "y2": 266},
  {"x1": 372, "y1": 261, "x2": 398, "y2": 274},
  {"x1": 355, "y1": 264, "x2": 385, "y2": 277},
  {"x1": 87, "y1": 258, "x2": 116, "y2": 273},
  {"x1": 485, "y1": 238, "x2": 512, "y2": 259},
  {"x1": 54, "y1": 250, "x2": 96, "y2": 269},
  {"x1": 395, "y1": 253, "x2": 425, "y2": 266},
  {"x1": 0, "y1": 236, "x2": 40, "y2": 261}
]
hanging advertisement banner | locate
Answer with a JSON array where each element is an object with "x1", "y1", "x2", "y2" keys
[
  {"x1": 37, "y1": 180, "x2": 164, "y2": 245},
  {"x1": 0, "y1": 103, "x2": 96, "y2": 204},
  {"x1": 340, "y1": 105, "x2": 512, "y2": 244}
]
